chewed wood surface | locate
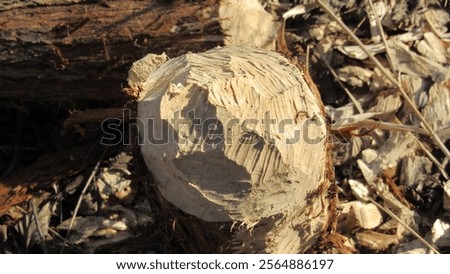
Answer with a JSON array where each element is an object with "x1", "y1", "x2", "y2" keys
[{"x1": 132, "y1": 46, "x2": 332, "y2": 253}]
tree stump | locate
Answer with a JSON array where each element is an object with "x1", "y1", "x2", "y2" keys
[{"x1": 130, "y1": 46, "x2": 334, "y2": 253}]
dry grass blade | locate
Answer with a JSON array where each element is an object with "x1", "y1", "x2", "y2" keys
[
  {"x1": 316, "y1": 0, "x2": 450, "y2": 160},
  {"x1": 415, "y1": 139, "x2": 449, "y2": 180}
]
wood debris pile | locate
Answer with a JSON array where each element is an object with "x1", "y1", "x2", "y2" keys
[
  {"x1": 0, "y1": 150, "x2": 154, "y2": 253},
  {"x1": 270, "y1": 0, "x2": 450, "y2": 253}
]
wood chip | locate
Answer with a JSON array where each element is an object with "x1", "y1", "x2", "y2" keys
[
  {"x1": 431, "y1": 219, "x2": 450, "y2": 247},
  {"x1": 370, "y1": 67, "x2": 394, "y2": 92},
  {"x1": 396, "y1": 239, "x2": 430, "y2": 254},
  {"x1": 387, "y1": 39, "x2": 450, "y2": 82},
  {"x1": 361, "y1": 149, "x2": 378, "y2": 164},
  {"x1": 400, "y1": 155, "x2": 432, "y2": 188},
  {"x1": 356, "y1": 230, "x2": 398, "y2": 251},
  {"x1": 95, "y1": 152, "x2": 134, "y2": 202},
  {"x1": 337, "y1": 66, "x2": 373, "y2": 88},
  {"x1": 416, "y1": 32, "x2": 448, "y2": 64},
  {"x1": 58, "y1": 216, "x2": 127, "y2": 244},
  {"x1": 444, "y1": 180, "x2": 450, "y2": 212},
  {"x1": 128, "y1": 53, "x2": 169, "y2": 91},
  {"x1": 219, "y1": 0, "x2": 280, "y2": 50},
  {"x1": 338, "y1": 201, "x2": 383, "y2": 231},
  {"x1": 282, "y1": 3, "x2": 317, "y2": 20},
  {"x1": 400, "y1": 75, "x2": 428, "y2": 109},
  {"x1": 368, "y1": 94, "x2": 402, "y2": 113},
  {"x1": 349, "y1": 179, "x2": 370, "y2": 202},
  {"x1": 422, "y1": 78, "x2": 450, "y2": 142},
  {"x1": 358, "y1": 132, "x2": 418, "y2": 184},
  {"x1": 424, "y1": 9, "x2": 450, "y2": 37}
]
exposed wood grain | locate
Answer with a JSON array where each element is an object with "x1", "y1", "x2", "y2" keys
[
  {"x1": 422, "y1": 78, "x2": 450, "y2": 142},
  {"x1": 132, "y1": 46, "x2": 333, "y2": 253}
]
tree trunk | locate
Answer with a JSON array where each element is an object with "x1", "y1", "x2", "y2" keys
[{"x1": 0, "y1": 0, "x2": 223, "y2": 104}]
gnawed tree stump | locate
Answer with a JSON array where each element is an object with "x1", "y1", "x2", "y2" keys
[{"x1": 130, "y1": 46, "x2": 334, "y2": 253}]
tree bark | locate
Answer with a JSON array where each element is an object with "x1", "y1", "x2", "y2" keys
[{"x1": 0, "y1": 0, "x2": 223, "y2": 104}]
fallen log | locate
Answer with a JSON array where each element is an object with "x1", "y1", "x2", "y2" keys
[{"x1": 0, "y1": 0, "x2": 223, "y2": 103}]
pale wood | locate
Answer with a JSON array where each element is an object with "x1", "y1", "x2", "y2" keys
[
  {"x1": 356, "y1": 230, "x2": 398, "y2": 251},
  {"x1": 444, "y1": 181, "x2": 450, "y2": 212},
  {"x1": 219, "y1": 0, "x2": 279, "y2": 50},
  {"x1": 400, "y1": 155, "x2": 432, "y2": 188},
  {"x1": 338, "y1": 201, "x2": 383, "y2": 230},
  {"x1": 422, "y1": 78, "x2": 450, "y2": 143},
  {"x1": 357, "y1": 132, "x2": 418, "y2": 184},
  {"x1": 131, "y1": 46, "x2": 332, "y2": 253}
]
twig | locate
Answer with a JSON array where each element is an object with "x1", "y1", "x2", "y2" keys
[
  {"x1": 366, "y1": 0, "x2": 395, "y2": 71},
  {"x1": 367, "y1": 196, "x2": 440, "y2": 254},
  {"x1": 352, "y1": 16, "x2": 367, "y2": 34},
  {"x1": 60, "y1": 158, "x2": 102, "y2": 253},
  {"x1": 415, "y1": 138, "x2": 449, "y2": 180},
  {"x1": 48, "y1": 227, "x2": 83, "y2": 252},
  {"x1": 318, "y1": 52, "x2": 364, "y2": 114},
  {"x1": 333, "y1": 119, "x2": 430, "y2": 135},
  {"x1": 69, "y1": 160, "x2": 100, "y2": 232},
  {"x1": 48, "y1": 227, "x2": 65, "y2": 242},
  {"x1": 390, "y1": 116, "x2": 450, "y2": 180},
  {"x1": 316, "y1": 0, "x2": 450, "y2": 160},
  {"x1": 305, "y1": 44, "x2": 311, "y2": 75}
]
